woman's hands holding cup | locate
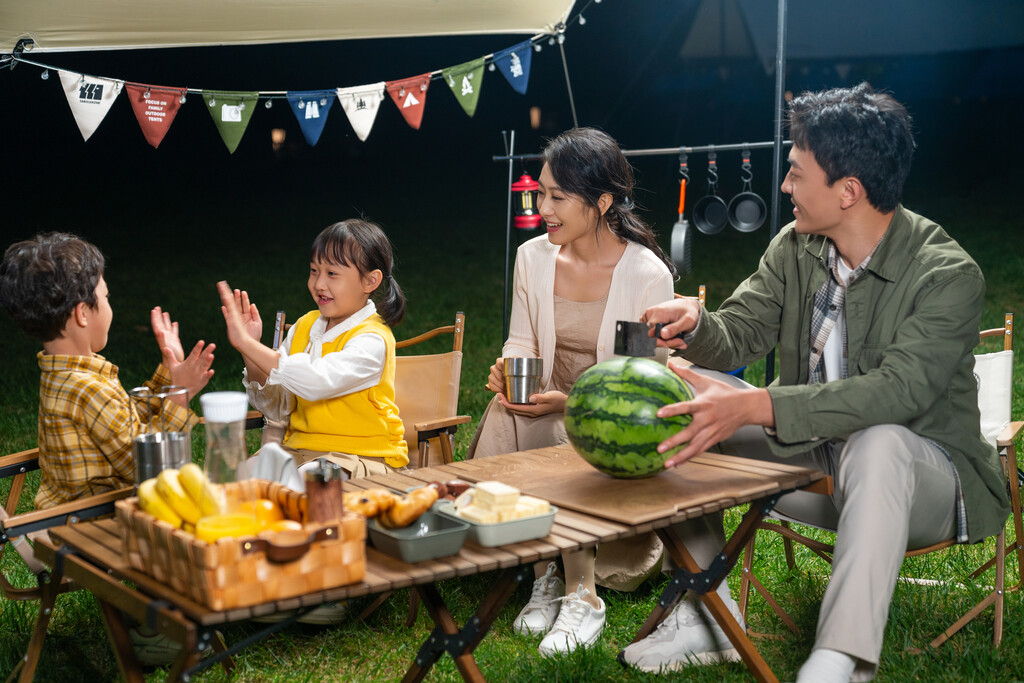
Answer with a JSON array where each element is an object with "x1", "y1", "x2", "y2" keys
[
  {"x1": 484, "y1": 357, "x2": 506, "y2": 396},
  {"x1": 497, "y1": 389, "x2": 566, "y2": 417}
]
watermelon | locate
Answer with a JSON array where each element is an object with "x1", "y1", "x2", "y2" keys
[{"x1": 564, "y1": 357, "x2": 694, "y2": 478}]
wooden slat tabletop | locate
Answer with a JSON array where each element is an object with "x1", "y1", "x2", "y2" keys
[
  {"x1": 41, "y1": 447, "x2": 826, "y2": 627},
  {"x1": 441, "y1": 446, "x2": 828, "y2": 526}
]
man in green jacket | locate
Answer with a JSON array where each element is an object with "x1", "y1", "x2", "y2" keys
[{"x1": 623, "y1": 83, "x2": 1009, "y2": 682}]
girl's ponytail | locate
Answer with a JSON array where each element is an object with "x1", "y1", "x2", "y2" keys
[{"x1": 377, "y1": 273, "x2": 406, "y2": 328}]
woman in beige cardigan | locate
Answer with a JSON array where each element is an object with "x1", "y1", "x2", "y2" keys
[{"x1": 467, "y1": 127, "x2": 675, "y2": 656}]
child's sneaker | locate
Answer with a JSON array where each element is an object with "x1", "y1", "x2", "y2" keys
[
  {"x1": 128, "y1": 626, "x2": 181, "y2": 667},
  {"x1": 513, "y1": 562, "x2": 565, "y2": 635},
  {"x1": 297, "y1": 601, "x2": 348, "y2": 625},
  {"x1": 537, "y1": 584, "x2": 606, "y2": 656}
]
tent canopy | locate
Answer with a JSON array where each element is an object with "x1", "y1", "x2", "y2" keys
[
  {"x1": 0, "y1": 0, "x2": 576, "y2": 53},
  {"x1": 682, "y1": 0, "x2": 1024, "y2": 71}
]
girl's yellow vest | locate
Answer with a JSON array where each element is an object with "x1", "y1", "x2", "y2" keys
[{"x1": 284, "y1": 311, "x2": 408, "y2": 467}]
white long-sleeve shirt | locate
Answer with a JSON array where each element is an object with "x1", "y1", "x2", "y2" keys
[{"x1": 243, "y1": 300, "x2": 386, "y2": 422}]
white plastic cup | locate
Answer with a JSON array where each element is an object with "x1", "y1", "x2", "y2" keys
[{"x1": 200, "y1": 392, "x2": 250, "y2": 484}]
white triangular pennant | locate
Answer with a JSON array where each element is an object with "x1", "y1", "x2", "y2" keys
[
  {"x1": 336, "y1": 82, "x2": 386, "y2": 142},
  {"x1": 58, "y1": 70, "x2": 123, "y2": 141}
]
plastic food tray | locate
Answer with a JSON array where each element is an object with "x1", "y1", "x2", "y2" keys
[
  {"x1": 434, "y1": 500, "x2": 557, "y2": 547},
  {"x1": 366, "y1": 510, "x2": 469, "y2": 563}
]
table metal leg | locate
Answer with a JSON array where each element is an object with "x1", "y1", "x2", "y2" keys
[
  {"x1": 13, "y1": 570, "x2": 59, "y2": 683},
  {"x1": 631, "y1": 497, "x2": 782, "y2": 683},
  {"x1": 403, "y1": 566, "x2": 529, "y2": 683},
  {"x1": 97, "y1": 599, "x2": 145, "y2": 683}
]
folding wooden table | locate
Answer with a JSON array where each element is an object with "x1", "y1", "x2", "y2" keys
[{"x1": 30, "y1": 444, "x2": 829, "y2": 683}]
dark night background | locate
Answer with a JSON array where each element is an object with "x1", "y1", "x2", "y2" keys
[{"x1": 1, "y1": 0, "x2": 1022, "y2": 367}]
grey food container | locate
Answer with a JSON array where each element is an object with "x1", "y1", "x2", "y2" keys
[
  {"x1": 434, "y1": 500, "x2": 557, "y2": 547},
  {"x1": 366, "y1": 510, "x2": 469, "y2": 563}
]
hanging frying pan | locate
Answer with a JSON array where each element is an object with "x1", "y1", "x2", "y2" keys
[
  {"x1": 670, "y1": 161, "x2": 692, "y2": 275},
  {"x1": 727, "y1": 148, "x2": 767, "y2": 233},
  {"x1": 692, "y1": 150, "x2": 728, "y2": 235}
]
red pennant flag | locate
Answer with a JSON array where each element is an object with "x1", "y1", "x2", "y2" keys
[
  {"x1": 126, "y1": 83, "x2": 185, "y2": 149},
  {"x1": 386, "y1": 73, "x2": 431, "y2": 130}
]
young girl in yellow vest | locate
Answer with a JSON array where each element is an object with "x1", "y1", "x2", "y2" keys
[{"x1": 218, "y1": 219, "x2": 408, "y2": 478}]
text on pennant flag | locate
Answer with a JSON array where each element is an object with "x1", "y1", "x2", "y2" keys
[
  {"x1": 385, "y1": 73, "x2": 431, "y2": 130},
  {"x1": 336, "y1": 82, "x2": 386, "y2": 142},
  {"x1": 125, "y1": 84, "x2": 185, "y2": 149},
  {"x1": 492, "y1": 40, "x2": 533, "y2": 95},
  {"x1": 203, "y1": 91, "x2": 259, "y2": 154},
  {"x1": 287, "y1": 90, "x2": 336, "y2": 146},
  {"x1": 58, "y1": 70, "x2": 123, "y2": 142},
  {"x1": 442, "y1": 57, "x2": 485, "y2": 118}
]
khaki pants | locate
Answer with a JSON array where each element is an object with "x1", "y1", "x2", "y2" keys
[
  {"x1": 286, "y1": 446, "x2": 398, "y2": 480},
  {"x1": 674, "y1": 369, "x2": 957, "y2": 681}
]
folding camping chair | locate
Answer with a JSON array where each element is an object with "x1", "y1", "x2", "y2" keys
[
  {"x1": 738, "y1": 313, "x2": 1022, "y2": 650},
  {"x1": 1, "y1": 446, "x2": 134, "y2": 682}
]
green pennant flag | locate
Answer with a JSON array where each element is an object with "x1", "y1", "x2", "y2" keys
[
  {"x1": 203, "y1": 90, "x2": 259, "y2": 154},
  {"x1": 442, "y1": 58, "x2": 485, "y2": 118}
]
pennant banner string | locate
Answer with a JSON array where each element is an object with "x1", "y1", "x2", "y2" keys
[{"x1": 6, "y1": 30, "x2": 559, "y2": 102}]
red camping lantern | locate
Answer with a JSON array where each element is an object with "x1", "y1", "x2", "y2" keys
[{"x1": 510, "y1": 174, "x2": 542, "y2": 229}]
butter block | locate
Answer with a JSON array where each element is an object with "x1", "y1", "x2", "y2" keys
[
  {"x1": 458, "y1": 504, "x2": 499, "y2": 525},
  {"x1": 516, "y1": 495, "x2": 550, "y2": 517},
  {"x1": 474, "y1": 481, "x2": 520, "y2": 510}
]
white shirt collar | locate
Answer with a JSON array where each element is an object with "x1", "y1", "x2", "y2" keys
[{"x1": 309, "y1": 300, "x2": 378, "y2": 342}]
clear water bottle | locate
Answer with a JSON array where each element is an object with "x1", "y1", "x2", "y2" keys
[{"x1": 199, "y1": 391, "x2": 249, "y2": 485}]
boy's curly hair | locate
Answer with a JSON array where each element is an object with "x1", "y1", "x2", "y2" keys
[{"x1": 0, "y1": 232, "x2": 105, "y2": 342}]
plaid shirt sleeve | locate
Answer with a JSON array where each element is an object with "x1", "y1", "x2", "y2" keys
[{"x1": 35, "y1": 360, "x2": 196, "y2": 509}]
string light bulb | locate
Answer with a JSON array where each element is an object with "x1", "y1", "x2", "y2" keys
[
  {"x1": 40, "y1": 69, "x2": 49, "y2": 80},
  {"x1": 534, "y1": 43, "x2": 543, "y2": 52},
  {"x1": 179, "y1": 92, "x2": 187, "y2": 104},
  {"x1": 320, "y1": 97, "x2": 327, "y2": 105},
  {"x1": 143, "y1": 89, "x2": 151, "y2": 99},
  {"x1": 209, "y1": 97, "x2": 216, "y2": 106},
  {"x1": 578, "y1": 15, "x2": 587, "y2": 25},
  {"x1": 265, "y1": 99, "x2": 272, "y2": 108},
  {"x1": 488, "y1": 63, "x2": 496, "y2": 71}
]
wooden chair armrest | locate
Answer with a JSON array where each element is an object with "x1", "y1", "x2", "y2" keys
[
  {"x1": 0, "y1": 448, "x2": 41, "y2": 479},
  {"x1": 997, "y1": 420, "x2": 1023, "y2": 448},
  {"x1": 414, "y1": 415, "x2": 471, "y2": 437},
  {"x1": 1, "y1": 487, "x2": 133, "y2": 539}
]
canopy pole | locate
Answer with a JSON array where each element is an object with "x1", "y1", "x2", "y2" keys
[
  {"x1": 502, "y1": 130, "x2": 516, "y2": 341},
  {"x1": 765, "y1": 0, "x2": 788, "y2": 384},
  {"x1": 558, "y1": 40, "x2": 579, "y2": 128}
]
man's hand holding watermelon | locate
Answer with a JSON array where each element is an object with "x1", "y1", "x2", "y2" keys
[
  {"x1": 642, "y1": 298, "x2": 775, "y2": 468},
  {"x1": 655, "y1": 362, "x2": 774, "y2": 468}
]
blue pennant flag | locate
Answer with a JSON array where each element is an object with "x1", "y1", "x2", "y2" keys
[
  {"x1": 492, "y1": 40, "x2": 533, "y2": 95},
  {"x1": 286, "y1": 90, "x2": 336, "y2": 146}
]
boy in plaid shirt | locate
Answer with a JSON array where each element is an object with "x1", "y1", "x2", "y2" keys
[{"x1": 0, "y1": 232, "x2": 216, "y2": 509}]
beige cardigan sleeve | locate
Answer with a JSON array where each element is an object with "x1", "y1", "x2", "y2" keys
[{"x1": 502, "y1": 236, "x2": 674, "y2": 390}]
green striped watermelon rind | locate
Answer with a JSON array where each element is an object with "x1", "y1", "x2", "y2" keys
[{"x1": 564, "y1": 357, "x2": 694, "y2": 479}]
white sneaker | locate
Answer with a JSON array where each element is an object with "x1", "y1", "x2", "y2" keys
[
  {"x1": 513, "y1": 562, "x2": 565, "y2": 635},
  {"x1": 620, "y1": 592, "x2": 744, "y2": 672},
  {"x1": 537, "y1": 584, "x2": 606, "y2": 656},
  {"x1": 298, "y1": 601, "x2": 348, "y2": 625}
]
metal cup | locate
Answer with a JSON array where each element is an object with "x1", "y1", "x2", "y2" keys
[
  {"x1": 503, "y1": 357, "x2": 543, "y2": 404},
  {"x1": 133, "y1": 431, "x2": 191, "y2": 483}
]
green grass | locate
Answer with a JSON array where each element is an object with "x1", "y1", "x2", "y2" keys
[{"x1": 1, "y1": 178, "x2": 1022, "y2": 681}]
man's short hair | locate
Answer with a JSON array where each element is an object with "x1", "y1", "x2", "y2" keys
[
  {"x1": 0, "y1": 232, "x2": 105, "y2": 342},
  {"x1": 788, "y1": 82, "x2": 915, "y2": 213}
]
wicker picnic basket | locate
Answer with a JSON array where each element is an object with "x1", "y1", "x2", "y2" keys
[{"x1": 115, "y1": 479, "x2": 365, "y2": 610}]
